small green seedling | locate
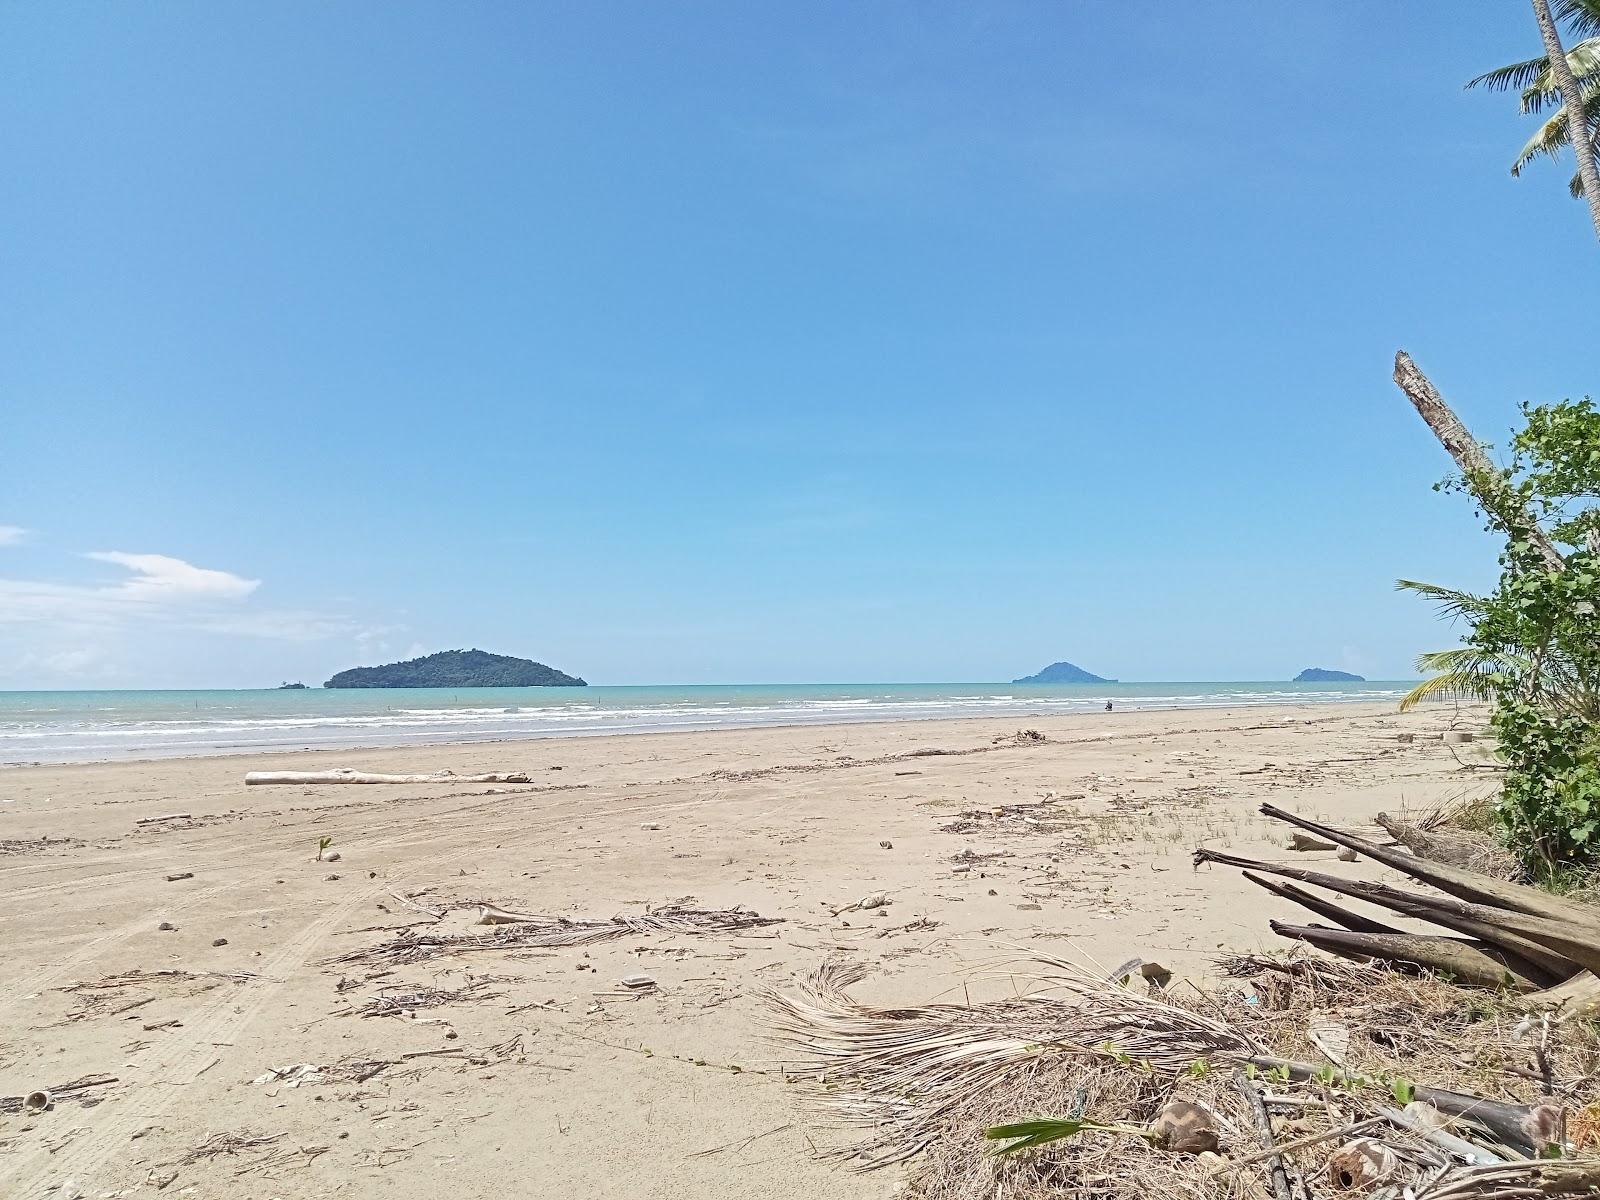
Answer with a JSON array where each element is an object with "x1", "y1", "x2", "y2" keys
[{"x1": 316, "y1": 835, "x2": 333, "y2": 862}]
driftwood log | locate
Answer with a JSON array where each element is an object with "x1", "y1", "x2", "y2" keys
[
  {"x1": 244, "y1": 769, "x2": 530, "y2": 786},
  {"x1": 1199, "y1": 805, "x2": 1600, "y2": 1017},
  {"x1": 1201, "y1": 846, "x2": 1581, "y2": 982},
  {"x1": 1266, "y1": 921, "x2": 1542, "y2": 992}
]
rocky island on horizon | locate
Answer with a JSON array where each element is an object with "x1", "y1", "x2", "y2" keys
[
  {"x1": 324, "y1": 648, "x2": 587, "y2": 689},
  {"x1": 1012, "y1": 660, "x2": 1115, "y2": 684},
  {"x1": 1293, "y1": 667, "x2": 1365, "y2": 682}
]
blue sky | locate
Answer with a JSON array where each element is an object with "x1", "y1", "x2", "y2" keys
[{"x1": 2, "y1": 2, "x2": 1596, "y2": 688}]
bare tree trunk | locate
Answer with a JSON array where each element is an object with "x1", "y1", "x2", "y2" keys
[
  {"x1": 1530, "y1": 0, "x2": 1600, "y2": 238},
  {"x1": 1244, "y1": 871, "x2": 1406, "y2": 935},
  {"x1": 1268, "y1": 921, "x2": 1543, "y2": 991},
  {"x1": 1393, "y1": 353, "x2": 1566, "y2": 572},
  {"x1": 1197, "y1": 847, "x2": 1588, "y2": 978},
  {"x1": 1261, "y1": 803, "x2": 1593, "y2": 924}
]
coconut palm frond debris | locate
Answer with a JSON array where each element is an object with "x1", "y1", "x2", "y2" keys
[
  {"x1": 326, "y1": 905, "x2": 782, "y2": 967},
  {"x1": 765, "y1": 952, "x2": 1600, "y2": 1200}
]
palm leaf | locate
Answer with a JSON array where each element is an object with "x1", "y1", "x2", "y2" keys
[
  {"x1": 1395, "y1": 579, "x2": 1492, "y2": 623},
  {"x1": 985, "y1": 1118, "x2": 1096, "y2": 1155},
  {"x1": 1469, "y1": 54, "x2": 1552, "y2": 95},
  {"x1": 1397, "y1": 647, "x2": 1534, "y2": 712},
  {"x1": 1557, "y1": 0, "x2": 1600, "y2": 40},
  {"x1": 1511, "y1": 91, "x2": 1600, "y2": 174},
  {"x1": 1514, "y1": 41, "x2": 1600, "y2": 115}
]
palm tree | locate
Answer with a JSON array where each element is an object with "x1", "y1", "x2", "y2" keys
[{"x1": 1468, "y1": 0, "x2": 1600, "y2": 216}]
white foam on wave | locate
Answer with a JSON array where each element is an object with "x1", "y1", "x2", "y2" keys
[{"x1": 0, "y1": 684, "x2": 1411, "y2": 764}]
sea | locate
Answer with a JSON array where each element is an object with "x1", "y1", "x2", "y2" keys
[{"x1": 0, "y1": 681, "x2": 1411, "y2": 765}]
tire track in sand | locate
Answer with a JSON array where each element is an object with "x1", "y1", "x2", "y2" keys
[{"x1": 0, "y1": 782, "x2": 779, "y2": 1196}]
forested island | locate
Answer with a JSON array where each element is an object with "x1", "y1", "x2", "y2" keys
[
  {"x1": 1012, "y1": 661, "x2": 1115, "y2": 684},
  {"x1": 1293, "y1": 667, "x2": 1365, "y2": 682},
  {"x1": 324, "y1": 649, "x2": 587, "y2": 689}
]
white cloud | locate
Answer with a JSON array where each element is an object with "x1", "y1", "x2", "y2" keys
[
  {"x1": 84, "y1": 551, "x2": 260, "y2": 600},
  {"x1": 0, "y1": 549, "x2": 335, "y2": 643},
  {"x1": 0, "y1": 525, "x2": 29, "y2": 546}
]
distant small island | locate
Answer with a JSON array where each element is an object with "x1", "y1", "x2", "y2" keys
[
  {"x1": 1294, "y1": 667, "x2": 1365, "y2": 682},
  {"x1": 1013, "y1": 661, "x2": 1116, "y2": 685},
  {"x1": 277, "y1": 681, "x2": 308, "y2": 690},
  {"x1": 325, "y1": 649, "x2": 587, "y2": 689}
]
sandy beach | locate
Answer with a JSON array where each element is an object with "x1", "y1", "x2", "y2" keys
[{"x1": 0, "y1": 701, "x2": 1487, "y2": 1198}]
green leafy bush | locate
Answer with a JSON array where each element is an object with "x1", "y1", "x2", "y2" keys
[{"x1": 1406, "y1": 398, "x2": 1600, "y2": 876}]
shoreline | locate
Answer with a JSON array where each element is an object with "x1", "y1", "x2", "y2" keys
[{"x1": 0, "y1": 688, "x2": 1412, "y2": 767}]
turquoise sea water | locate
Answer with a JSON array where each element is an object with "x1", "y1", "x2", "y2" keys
[{"x1": 0, "y1": 682, "x2": 1411, "y2": 764}]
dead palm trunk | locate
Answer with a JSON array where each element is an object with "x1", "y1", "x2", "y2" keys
[
  {"x1": 1259, "y1": 804, "x2": 1594, "y2": 924},
  {"x1": 1392, "y1": 354, "x2": 1566, "y2": 572},
  {"x1": 1267, "y1": 921, "x2": 1543, "y2": 991},
  {"x1": 1197, "y1": 847, "x2": 1588, "y2": 978},
  {"x1": 1530, "y1": 0, "x2": 1600, "y2": 238},
  {"x1": 1245, "y1": 871, "x2": 1406, "y2": 935}
]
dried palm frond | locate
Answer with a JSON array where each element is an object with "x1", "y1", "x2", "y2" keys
[
  {"x1": 767, "y1": 953, "x2": 1600, "y2": 1199},
  {"x1": 766, "y1": 955, "x2": 1258, "y2": 1170}
]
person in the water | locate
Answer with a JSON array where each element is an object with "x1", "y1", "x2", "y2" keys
[{"x1": 1104, "y1": 701, "x2": 1113, "y2": 712}]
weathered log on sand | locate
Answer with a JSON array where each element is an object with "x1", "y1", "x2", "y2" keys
[
  {"x1": 1523, "y1": 969, "x2": 1600, "y2": 1019},
  {"x1": 1244, "y1": 871, "x2": 1404, "y2": 935},
  {"x1": 1198, "y1": 849, "x2": 1578, "y2": 982},
  {"x1": 1267, "y1": 921, "x2": 1541, "y2": 991},
  {"x1": 1259, "y1": 804, "x2": 1600, "y2": 927},
  {"x1": 244, "y1": 769, "x2": 530, "y2": 785}
]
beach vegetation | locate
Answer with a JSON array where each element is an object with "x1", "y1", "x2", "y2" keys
[{"x1": 1403, "y1": 396, "x2": 1600, "y2": 877}]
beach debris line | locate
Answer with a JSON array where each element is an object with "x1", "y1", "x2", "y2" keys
[
  {"x1": 1195, "y1": 804, "x2": 1600, "y2": 1007},
  {"x1": 0, "y1": 1074, "x2": 118, "y2": 1114},
  {"x1": 327, "y1": 904, "x2": 783, "y2": 967},
  {"x1": 937, "y1": 791, "x2": 1088, "y2": 836},
  {"x1": 831, "y1": 890, "x2": 891, "y2": 917},
  {"x1": 353, "y1": 977, "x2": 504, "y2": 1019},
  {"x1": 765, "y1": 950, "x2": 1600, "y2": 1198},
  {"x1": 244, "y1": 768, "x2": 532, "y2": 785}
]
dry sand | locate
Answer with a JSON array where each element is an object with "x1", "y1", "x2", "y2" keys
[{"x1": 0, "y1": 701, "x2": 1492, "y2": 1198}]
